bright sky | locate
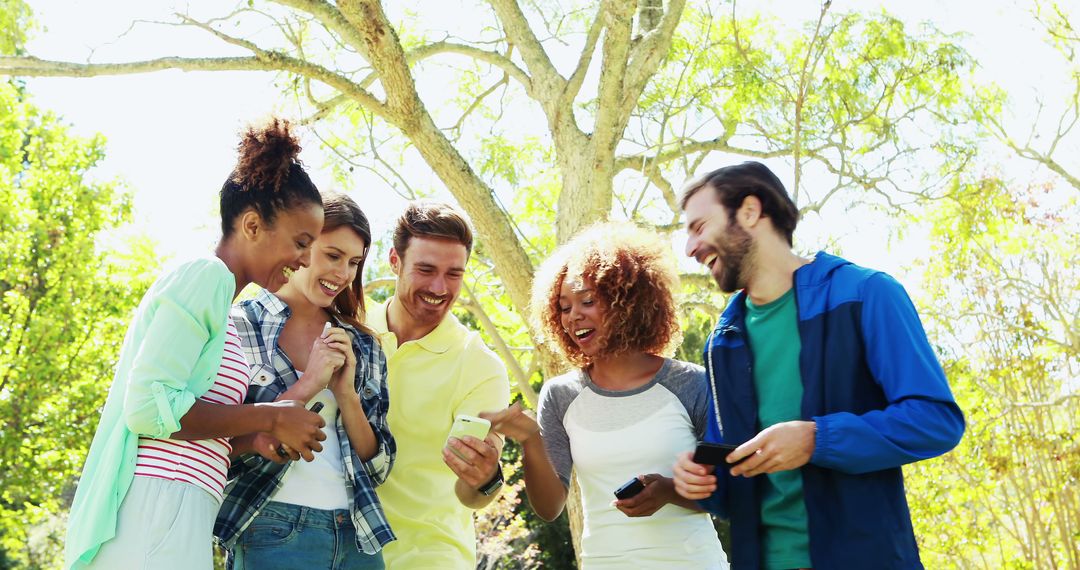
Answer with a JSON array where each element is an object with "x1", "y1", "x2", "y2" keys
[{"x1": 21, "y1": 0, "x2": 1072, "y2": 284}]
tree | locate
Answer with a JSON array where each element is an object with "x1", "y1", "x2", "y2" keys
[
  {"x1": 0, "y1": 67, "x2": 158, "y2": 570},
  {"x1": 903, "y1": 4, "x2": 1080, "y2": 567},
  {"x1": 906, "y1": 175, "x2": 1079, "y2": 569},
  {"x1": 0, "y1": 0, "x2": 981, "y2": 562},
  {"x1": 0, "y1": 0, "x2": 978, "y2": 383},
  {"x1": 972, "y1": 0, "x2": 1079, "y2": 191}
]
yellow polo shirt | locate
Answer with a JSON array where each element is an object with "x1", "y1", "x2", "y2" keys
[{"x1": 369, "y1": 300, "x2": 510, "y2": 569}]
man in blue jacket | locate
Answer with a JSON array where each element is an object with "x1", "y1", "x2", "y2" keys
[{"x1": 671, "y1": 161, "x2": 964, "y2": 569}]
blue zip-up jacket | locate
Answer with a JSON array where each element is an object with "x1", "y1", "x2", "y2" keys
[{"x1": 697, "y1": 252, "x2": 964, "y2": 569}]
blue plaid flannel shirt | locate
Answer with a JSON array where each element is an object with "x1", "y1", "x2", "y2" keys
[{"x1": 213, "y1": 289, "x2": 396, "y2": 554}]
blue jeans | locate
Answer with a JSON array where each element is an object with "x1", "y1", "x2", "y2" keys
[{"x1": 232, "y1": 502, "x2": 385, "y2": 570}]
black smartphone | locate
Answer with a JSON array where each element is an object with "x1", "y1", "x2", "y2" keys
[
  {"x1": 692, "y1": 442, "x2": 750, "y2": 467},
  {"x1": 614, "y1": 477, "x2": 645, "y2": 500}
]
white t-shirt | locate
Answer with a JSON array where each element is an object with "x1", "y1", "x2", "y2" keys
[
  {"x1": 273, "y1": 386, "x2": 350, "y2": 510},
  {"x1": 537, "y1": 359, "x2": 729, "y2": 569}
]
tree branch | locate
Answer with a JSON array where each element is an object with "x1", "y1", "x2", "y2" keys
[
  {"x1": 487, "y1": 0, "x2": 565, "y2": 104},
  {"x1": 621, "y1": 0, "x2": 687, "y2": 118},
  {"x1": 460, "y1": 283, "x2": 539, "y2": 407},
  {"x1": 615, "y1": 137, "x2": 789, "y2": 174},
  {"x1": 325, "y1": 0, "x2": 537, "y2": 326},
  {"x1": 561, "y1": 11, "x2": 604, "y2": 108},
  {"x1": 301, "y1": 40, "x2": 530, "y2": 125},
  {"x1": 270, "y1": 0, "x2": 372, "y2": 57},
  {"x1": 0, "y1": 54, "x2": 388, "y2": 115},
  {"x1": 410, "y1": 41, "x2": 532, "y2": 93},
  {"x1": 591, "y1": 0, "x2": 636, "y2": 159}
]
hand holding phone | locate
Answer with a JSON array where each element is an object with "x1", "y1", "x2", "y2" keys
[
  {"x1": 692, "y1": 442, "x2": 751, "y2": 468},
  {"x1": 277, "y1": 402, "x2": 325, "y2": 458},
  {"x1": 614, "y1": 476, "x2": 645, "y2": 500},
  {"x1": 446, "y1": 414, "x2": 491, "y2": 460}
]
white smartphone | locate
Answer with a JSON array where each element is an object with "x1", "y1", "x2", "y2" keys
[{"x1": 446, "y1": 414, "x2": 491, "y2": 458}]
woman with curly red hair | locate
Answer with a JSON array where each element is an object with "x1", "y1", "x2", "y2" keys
[{"x1": 482, "y1": 223, "x2": 728, "y2": 569}]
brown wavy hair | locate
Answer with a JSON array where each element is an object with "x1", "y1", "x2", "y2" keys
[
  {"x1": 320, "y1": 192, "x2": 375, "y2": 338},
  {"x1": 531, "y1": 222, "x2": 682, "y2": 368},
  {"x1": 392, "y1": 200, "x2": 473, "y2": 258}
]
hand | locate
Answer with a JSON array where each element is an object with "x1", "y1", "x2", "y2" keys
[
  {"x1": 728, "y1": 420, "x2": 816, "y2": 477},
  {"x1": 443, "y1": 432, "x2": 503, "y2": 489},
  {"x1": 306, "y1": 327, "x2": 347, "y2": 390},
  {"x1": 673, "y1": 451, "x2": 717, "y2": 500},
  {"x1": 251, "y1": 432, "x2": 290, "y2": 464},
  {"x1": 261, "y1": 400, "x2": 327, "y2": 461},
  {"x1": 614, "y1": 474, "x2": 674, "y2": 517},
  {"x1": 480, "y1": 404, "x2": 540, "y2": 443},
  {"x1": 321, "y1": 327, "x2": 356, "y2": 398}
]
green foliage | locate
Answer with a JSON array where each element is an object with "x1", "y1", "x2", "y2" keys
[
  {"x1": 675, "y1": 308, "x2": 717, "y2": 364},
  {"x1": 0, "y1": 0, "x2": 32, "y2": 56},
  {"x1": 0, "y1": 82, "x2": 158, "y2": 567},
  {"x1": 633, "y1": 6, "x2": 978, "y2": 213},
  {"x1": 906, "y1": 176, "x2": 1080, "y2": 568}
]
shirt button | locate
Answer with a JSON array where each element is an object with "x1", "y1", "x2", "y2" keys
[{"x1": 363, "y1": 386, "x2": 376, "y2": 399}]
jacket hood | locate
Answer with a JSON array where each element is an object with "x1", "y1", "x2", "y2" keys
[{"x1": 715, "y1": 251, "x2": 851, "y2": 331}]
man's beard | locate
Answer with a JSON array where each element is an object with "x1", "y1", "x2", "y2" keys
[{"x1": 713, "y1": 223, "x2": 755, "y2": 293}]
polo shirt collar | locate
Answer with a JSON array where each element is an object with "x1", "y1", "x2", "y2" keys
[{"x1": 372, "y1": 298, "x2": 459, "y2": 354}]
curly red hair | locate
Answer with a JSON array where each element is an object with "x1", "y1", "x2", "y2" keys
[{"x1": 531, "y1": 222, "x2": 682, "y2": 368}]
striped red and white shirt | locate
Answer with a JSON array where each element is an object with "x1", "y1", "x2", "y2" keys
[{"x1": 134, "y1": 319, "x2": 250, "y2": 502}]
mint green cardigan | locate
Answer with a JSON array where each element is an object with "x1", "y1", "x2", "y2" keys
[{"x1": 65, "y1": 258, "x2": 235, "y2": 569}]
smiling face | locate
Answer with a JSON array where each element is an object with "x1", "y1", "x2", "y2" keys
[
  {"x1": 390, "y1": 236, "x2": 468, "y2": 331},
  {"x1": 246, "y1": 202, "x2": 324, "y2": 292},
  {"x1": 558, "y1": 275, "x2": 608, "y2": 359},
  {"x1": 683, "y1": 187, "x2": 755, "y2": 293},
  {"x1": 280, "y1": 225, "x2": 368, "y2": 309}
]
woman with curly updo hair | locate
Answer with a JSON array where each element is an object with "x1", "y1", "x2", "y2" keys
[
  {"x1": 66, "y1": 118, "x2": 329, "y2": 570},
  {"x1": 482, "y1": 223, "x2": 728, "y2": 569}
]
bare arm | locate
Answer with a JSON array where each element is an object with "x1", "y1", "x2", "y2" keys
[
  {"x1": 171, "y1": 400, "x2": 326, "y2": 461},
  {"x1": 481, "y1": 404, "x2": 567, "y2": 521},
  {"x1": 519, "y1": 435, "x2": 568, "y2": 521}
]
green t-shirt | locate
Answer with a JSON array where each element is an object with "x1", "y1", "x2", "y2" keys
[{"x1": 745, "y1": 289, "x2": 812, "y2": 570}]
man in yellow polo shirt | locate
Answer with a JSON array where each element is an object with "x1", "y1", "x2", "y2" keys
[{"x1": 369, "y1": 201, "x2": 511, "y2": 569}]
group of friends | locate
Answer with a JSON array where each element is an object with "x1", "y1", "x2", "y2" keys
[{"x1": 63, "y1": 117, "x2": 965, "y2": 570}]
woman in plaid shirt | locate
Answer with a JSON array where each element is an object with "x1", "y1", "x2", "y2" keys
[{"x1": 215, "y1": 193, "x2": 396, "y2": 570}]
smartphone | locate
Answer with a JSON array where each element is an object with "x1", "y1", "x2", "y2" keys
[
  {"x1": 614, "y1": 477, "x2": 645, "y2": 500},
  {"x1": 446, "y1": 414, "x2": 491, "y2": 459},
  {"x1": 692, "y1": 442, "x2": 750, "y2": 467}
]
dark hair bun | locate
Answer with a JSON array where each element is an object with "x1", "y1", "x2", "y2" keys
[{"x1": 232, "y1": 117, "x2": 302, "y2": 193}]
